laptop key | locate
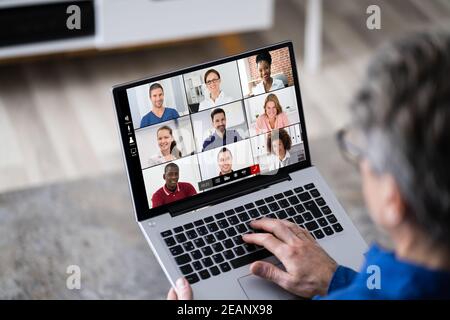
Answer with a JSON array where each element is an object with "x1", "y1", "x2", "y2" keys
[
  {"x1": 197, "y1": 226, "x2": 208, "y2": 236},
  {"x1": 233, "y1": 235, "x2": 244, "y2": 246},
  {"x1": 264, "y1": 196, "x2": 275, "y2": 203},
  {"x1": 223, "y1": 239, "x2": 234, "y2": 249},
  {"x1": 215, "y1": 230, "x2": 226, "y2": 241},
  {"x1": 212, "y1": 253, "x2": 224, "y2": 263},
  {"x1": 204, "y1": 216, "x2": 214, "y2": 223},
  {"x1": 225, "y1": 227, "x2": 237, "y2": 237},
  {"x1": 276, "y1": 210, "x2": 287, "y2": 219},
  {"x1": 327, "y1": 214, "x2": 337, "y2": 224},
  {"x1": 161, "y1": 230, "x2": 172, "y2": 237},
  {"x1": 217, "y1": 219, "x2": 229, "y2": 229},
  {"x1": 302, "y1": 212, "x2": 313, "y2": 221},
  {"x1": 332, "y1": 223, "x2": 344, "y2": 233},
  {"x1": 164, "y1": 236, "x2": 176, "y2": 247},
  {"x1": 294, "y1": 186, "x2": 304, "y2": 193},
  {"x1": 207, "y1": 222, "x2": 219, "y2": 233},
  {"x1": 205, "y1": 235, "x2": 216, "y2": 244},
  {"x1": 238, "y1": 212, "x2": 250, "y2": 222},
  {"x1": 223, "y1": 249, "x2": 235, "y2": 260},
  {"x1": 284, "y1": 207, "x2": 295, "y2": 217},
  {"x1": 315, "y1": 197, "x2": 326, "y2": 207},
  {"x1": 318, "y1": 217, "x2": 329, "y2": 227},
  {"x1": 235, "y1": 206, "x2": 245, "y2": 213},
  {"x1": 183, "y1": 223, "x2": 194, "y2": 230},
  {"x1": 268, "y1": 202, "x2": 280, "y2": 211},
  {"x1": 227, "y1": 216, "x2": 239, "y2": 225},
  {"x1": 183, "y1": 241, "x2": 195, "y2": 251},
  {"x1": 194, "y1": 219, "x2": 204, "y2": 226},
  {"x1": 310, "y1": 189, "x2": 321, "y2": 198},
  {"x1": 233, "y1": 246, "x2": 246, "y2": 256},
  {"x1": 170, "y1": 245, "x2": 184, "y2": 256},
  {"x1": 201, "y1": 246, "x2": 213, "y2": 256},
  {"x1": 255, "y1": 199, "x2": 265, "y2": 206},
  {"x1": 293, "y1": 215, "x2": 305, "y2": 225},
  {"x1": 186, "y1": 273, "x2": 200, "y2": 284},
  {"x1": 244, "y1": 203, "x2": 255, "y2": 209},
  {"x1": 305, "y1": 201, "x2": 323, "y2": 218},
  {"x1": 298, "y1": 192, "x2": 312, "y2": 202},
  {"x1": 313, "y1": 229, "x2": 325, "y2": 239},
  {"x1": 174, "y1": 226, "x2": 183, "y2": 233},
  {"x1": 175, "y1": 233, "x2": 187, "y2": 244},
  {"x1": 323, "y1": 226, "x2": 334, "y2": 236},
  {"x1": 175, "y1": 254, "x2": 191, "y2": 265},
  {"x1": 274, "y1": 193, "x2": 284, "y2": 200},
  {"x1": 305, "y1": 221, "x2": 319, "y2": 231},
  {"x1": 212, "y1": 242, "x2": 224, "y2": 252},
  {"x1": 284, "y1": 190, "x2": 294, "y2": 197},
  {"x1": 236, "y1": 223, "x2": 247, "y2": 234},
  {"x1": 321, "y1": 206, "x2": 332, "y2": 215},
  {"x1": 295, "y1": 204, "x2": 305, "y2": 214},
  {"x1": 230, "y1": 249, "x2": 272, "y2": 269},
  {"x1": 191, "y1": 250, "x2": 202, "y2": 260},
  {"x1": 193, "y1": 238, "x2": 205, "y2": 248},
  {"x1": 219, "y1": 262, "x2": 232, "y2": 272},
  {"x1": 186, "y1": 230, "x2": 198, "y2": 239},
  {"x1": 243, "y1": 243, "x2": 256, "y2": 252},
  {"x1": 304, "y1": 183, "x2": 315, "y2": 190},
  {"x1": 210, "y1": 266, "x2": 221, "y2": 276},
  {"x1": 214, "y1": 212, "x2": 225, "y2": 219},
  {"x1": 248, "y1": 209, "x2": 260, "y2": 218},
  {"x1": 288, "y1": 196, "x2": 300, "y2": 205},
  {"x1": 267, "y1": 213, "x2": 276, "y2": 219},
  {"x1": 258, "y1": 205, "x2": 270, "y2": 215},
  {"x1": 279, "y1": 199, "x2": 290, "y2": 208},
  {"x1": 202, "y1": 257, "x2": 213, "y2": 268},
  {"x1": 192, "y1": 261, "x2": 202, "y2": 271},
  {"x1": 225, "y1": 209, "x2": 235, "y2": 216},
  {"x1": 199, "y1": 269, "x2": 211, "y2": 280}
]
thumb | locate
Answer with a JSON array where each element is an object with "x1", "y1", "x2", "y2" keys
[
  {"x1": 250, "y1": 261, "x2": 290, "y2": 290},
  {"x1": 175, "y1": 277, "x2": 193, "y2": 300}
]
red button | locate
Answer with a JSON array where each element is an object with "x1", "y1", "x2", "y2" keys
[{"x1": 250, "y1": 164, "x2": 260, "y2": 175}]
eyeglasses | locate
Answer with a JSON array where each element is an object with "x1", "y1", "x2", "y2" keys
[
  {"x1": 205, "y1": 78, "x2": 220, "y2": 85},
  {"x1": 336, "y1": 126, "x2": 366, "y2": 167}
]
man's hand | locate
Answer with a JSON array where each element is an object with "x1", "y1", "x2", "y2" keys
[
  {"x1": 243, "y1": 218, "x2": 338, "y2": 298},
  {"x1": 167, "y1": 278, "x2": 193, "y2": 300}
]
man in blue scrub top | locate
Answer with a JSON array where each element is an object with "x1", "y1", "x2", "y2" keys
[
  {"x1": 140, "y1": 83, "x2": 180, "y2": 128},
  {"x1": 167, "y1": 31, "x2": 450, "y2": 300}
]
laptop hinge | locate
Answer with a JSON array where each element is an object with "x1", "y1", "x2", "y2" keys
[{"x1": 168, "y1": 173, "x2": 291, "y2": 217}]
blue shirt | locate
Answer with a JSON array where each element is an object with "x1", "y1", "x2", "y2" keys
[
  {"x1": 140, "y1": 107, "x2": 179, "y2": 127},
  {"x1": 202, "y1": 129, "x2": 242, "y2": 152},
  {"x1": 315, "y1": 244, "x2": 450, "y2": 299}
]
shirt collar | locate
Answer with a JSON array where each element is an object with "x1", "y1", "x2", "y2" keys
[
  {"x1": 163, "y1": 183, "x2": 180, "y2": 195},
  {"x1": 280, "y1": 150, "x2": 291, "y2": 162}
]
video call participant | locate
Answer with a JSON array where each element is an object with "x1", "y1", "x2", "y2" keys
[
  {"x1": 202, "y1": 108, "x2": 242, "y2": 151},
  {"x1": 148, "y1": 125, "x2": 182, "y2": 166},
  {"x1": 140, "y1": 83, "x2": 180, "y2": 127},
  {"x1": 151, "y1": 163, "x2": 197, "y2": 208},
  {"x1": 198, "y1": 69, "x2": 233, "y2": 112},
  {"x1": 217, "y1": 147, "x2": 233, "y2": 176},
  {"x1": 267, "y1": 128, "x2": 299, "y2": 169},
  {"x1": 255, "y1": 93, "x2": 290, "y2": 134},
  {"x1": 253, "y1": 51, "x2": 285, "y2": 95}
]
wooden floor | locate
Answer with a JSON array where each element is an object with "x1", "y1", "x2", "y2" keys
[{"x1": 0, "y1": 0, "x2": 449, "y2": 193}]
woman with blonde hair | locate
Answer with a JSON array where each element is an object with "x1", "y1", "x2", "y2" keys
[{"x1": 255, "y1": 93, "x2": 289, "y2": 134}]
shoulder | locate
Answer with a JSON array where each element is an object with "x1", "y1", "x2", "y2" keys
[
  {"x1": 274, "y1": 78, "x2": 285, "y2": 88},
  {"x1": 180, "y1": 182, "x2": 196, "y2": 192},
  {"x1": 167, "y1": 107, "x2": 179, "y2": 116}
]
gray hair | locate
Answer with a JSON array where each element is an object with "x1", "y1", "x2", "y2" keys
[{"x1": 351, "y1": 30, "x2": 450, "y2": 246}]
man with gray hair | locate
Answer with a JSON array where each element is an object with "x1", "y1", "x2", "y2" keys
[{"x1": 168, "y1": 31, "x2": 450, "y2": 300}]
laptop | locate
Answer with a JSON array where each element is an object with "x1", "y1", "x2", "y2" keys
[{"x1": 111, "y1": 41, "x2": 367, "y2": 299}]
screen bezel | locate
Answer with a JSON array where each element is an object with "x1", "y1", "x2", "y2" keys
[{"x1": 112, "y1": 41, "x2": 312, "y2": 222}]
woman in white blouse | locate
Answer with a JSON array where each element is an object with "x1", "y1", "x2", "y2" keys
[
  {"x1": 148, "y1": 125, "x2": 182, "y2": 167},
  {"x1": 252, "y1": 51, "x2": 285, "y2": 95},
  {"x1": 198, "y1": 69, "x2": 233, "y2": 112}
]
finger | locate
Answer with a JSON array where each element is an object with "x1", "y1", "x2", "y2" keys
[
  {"x1": 249, "y1": 218, "x2": 298, "y2": 244},
  {"x1": 243, "y1": 233, "x2": 287, "y2": 259},
  {"x1": 167, "y1": 287, "x2": 178, "y2": 300},
  {"x1": 175, "y1": 277, "x2": 193, "y2": 300},
  {"x1": 250, "y1": 260, "x2": 292, "y2": 291},
  {"x1": 279, "y1": 220, "x2": 313, "y2": 241}
]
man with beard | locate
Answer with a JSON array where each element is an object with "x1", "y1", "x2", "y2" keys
[
  {"x1": 202, "y1": 108, "x2": 242, "y2": 151},
  {"x1": 140, "y1": 83, "x2": 180, "y2": 128}
]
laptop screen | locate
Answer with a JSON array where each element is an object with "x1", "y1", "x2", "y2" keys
[{"x1": 114, "y1": 42, "x2": 311, "y2": 220}]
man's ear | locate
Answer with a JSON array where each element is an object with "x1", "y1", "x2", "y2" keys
[
  {"x1": 163, "y1": 173, "x2": 166, "y2": 180},
  {"x1": 380, "y1": 174, "x2": 407, "y2": 228}
]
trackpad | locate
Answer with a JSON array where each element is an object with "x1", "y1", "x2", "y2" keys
[{"x1": 238, "y1": 273, "x2": 300, "y2": 300}]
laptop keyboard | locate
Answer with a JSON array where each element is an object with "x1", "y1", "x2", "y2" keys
[{"x1": 160, "y1": 183, "x2": 344, "y2": 285}]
